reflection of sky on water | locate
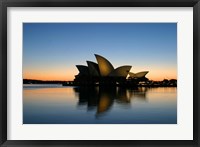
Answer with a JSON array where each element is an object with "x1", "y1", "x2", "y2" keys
[{"x1": 23, "y1": 85, "x2": 177, "y2": 124}]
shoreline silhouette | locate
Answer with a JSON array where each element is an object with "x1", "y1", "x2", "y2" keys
[{"x1": 23, "y1": 78, "x2": 177, "y2": 87}]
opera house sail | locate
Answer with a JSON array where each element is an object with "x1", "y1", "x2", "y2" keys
[
  {"x1": 72, "y1": 54, "x2": 149, "y2": 86},
  {"x1": 95, "y1": 54, "x2": 114, "y2": 76}
]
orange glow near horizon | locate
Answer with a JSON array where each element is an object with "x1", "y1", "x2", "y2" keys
[
  {"x1": 144, "y1": 69, "x2": 177, "y2": 81},
  {"x1": 23, "y1": 68, "x2": 78, "y2": 81},
  {"x1": 129, "y1": 65, "x2": 177, "y2": 81},
  {"x1": 23, "y1": 66, "x2": 176, "y2": 81}
]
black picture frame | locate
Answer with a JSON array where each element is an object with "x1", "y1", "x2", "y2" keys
[{"x1": 0, "y1": 0, "x2": 199, "y2": 146}]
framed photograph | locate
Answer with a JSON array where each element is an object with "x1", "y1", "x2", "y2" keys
[{"x1": 1, "y1": 0, "x2": 199, "y2": 146}]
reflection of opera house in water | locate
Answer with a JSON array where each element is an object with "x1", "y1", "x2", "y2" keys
[
  {"x1": 73, "y1": 54, "x2": 148, "y2": 86},
  {"x1": 74, "y1": 86, "x2": 147, "y2": 116}
]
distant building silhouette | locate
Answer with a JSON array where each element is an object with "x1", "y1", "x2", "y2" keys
[{"x1": 74, "y1": 54, "x2": 149, "y2": 86}]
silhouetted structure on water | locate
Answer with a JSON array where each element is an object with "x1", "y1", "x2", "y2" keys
[{"x1": 64, "y1": 54, "x2": 150, "y2": 87}]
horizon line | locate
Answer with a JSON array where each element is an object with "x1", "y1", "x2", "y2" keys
[{"x1": 23, "y1": 78, "x2": 177, "y2": 82}]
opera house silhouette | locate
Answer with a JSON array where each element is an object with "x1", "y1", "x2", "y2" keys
[{"x1": 72, "y1": 54, "x2": 149, "y2": 86}]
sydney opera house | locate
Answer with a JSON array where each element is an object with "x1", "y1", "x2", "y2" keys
[{"x1": 73, "y1": 54, "x2": 149, "y2": 86}]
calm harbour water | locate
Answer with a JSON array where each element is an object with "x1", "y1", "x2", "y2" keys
[{"x1": 23, "y1": 84, "x2": 177, "y2": 124}]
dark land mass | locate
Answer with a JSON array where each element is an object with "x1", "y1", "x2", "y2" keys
[
  {"x1": 23, "y1": 79, "x2": 66, "y2": 84},
  {"x1": 23, "y1": 79, "x2": 177, "y2": 87}
]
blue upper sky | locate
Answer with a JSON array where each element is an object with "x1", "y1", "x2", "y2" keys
[{"x1": 23, "y1": 23, "x2": 177, "y2": 81}]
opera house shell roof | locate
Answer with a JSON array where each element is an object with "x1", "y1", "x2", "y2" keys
[
  {"x1": 95, "y1": 54, "x2": 115, "y2": 76},
  {"x1": 129, "y1": 71, "x2": 149, "y2": 78},
  {"x1": 75, "y1": 54, "x2": 148, "y2": 79}
]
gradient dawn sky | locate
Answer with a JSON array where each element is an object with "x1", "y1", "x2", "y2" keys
[{"x1": 23, "y1": 23, "x2": 177, "y2": 81}]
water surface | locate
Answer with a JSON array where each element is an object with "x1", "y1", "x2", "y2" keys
[{"x1": 23, "y1": 84, "x2": 177, "y2": 124}]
